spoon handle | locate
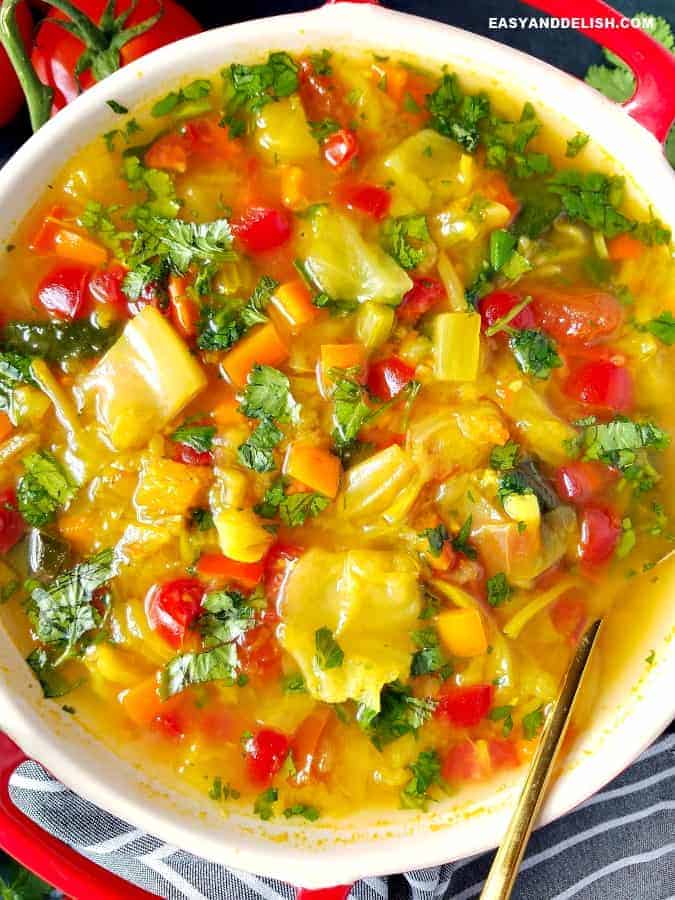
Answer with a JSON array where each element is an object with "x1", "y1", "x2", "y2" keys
[{"x1": 480, "y1": 619, "x2": 602, "y2": 900}]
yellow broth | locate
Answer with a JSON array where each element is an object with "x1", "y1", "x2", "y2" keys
[{"x1": 0, "y1": 50, "x2": 674, "y2": 822}]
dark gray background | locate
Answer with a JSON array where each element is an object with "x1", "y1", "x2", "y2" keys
[{"x1": 0, "y1": 0, "x2": 672, "y2": 162}]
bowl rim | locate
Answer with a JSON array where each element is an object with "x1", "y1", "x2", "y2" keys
[{"x1": 0, "y1": 2, "x2": 674, "y2": 888}]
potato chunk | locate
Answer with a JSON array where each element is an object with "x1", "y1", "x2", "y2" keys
[
  {"x1": 134, "y1": 456, "x2": 211, "y2": 520},
  {"x1": 279, "y1": 548, "x2": 421, "y2": 711},
  {"x1": 81, "y1": 307, "x2": 206, "y2": 450}
]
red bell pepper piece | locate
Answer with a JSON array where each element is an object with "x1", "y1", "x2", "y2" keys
[
  {"x1": 366, "y1": 356, "x2": 416, "y2": 400},
  {"x1": 323, "y1": 128, "x2": 359, "y2": 168},
  {"x1": 397, "y1": 276, "x2": 445, "y2": 323},
  {"x1": 232, "y1": 207, "x2": 292, "y2": 253},
  {"x1": 435, "y1": 683, "x2": 494, "y2": 727}
]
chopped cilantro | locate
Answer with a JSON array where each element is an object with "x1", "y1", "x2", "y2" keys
[
  {"x1": 547, "y1": 170, "x2": 633, "y2": 238},
  {"x1": 200, "y1": 590, "x2": 257, "y2": 647},
  {"x1": 0, "y1": 350, "x2": 35, "y2": 417},
  {"x1": 197, "y1": 299, "x2": 246, "y2": 351},
  {"x1": 281, "y1": 672, "x2": 307, "y2": 693},
  {"x1": 310, "y1": 48, "x2": 332, "y2": 75},
  {"x1": 170, "y1": 423, "x2": 216, "y2": 454},
  {"x1": 427, "y1": 73, "x2": 489, "y2": 152},
  {"x1": 254, "y1": 787, "x2": 278, "y2": 820},
  {"x1": 522, "y1": 705, "x2": 545, "y2": 740},
  {"x1": 566, "y1": 132, "x2": 590, "y2": 157},
  {"x1": 151, "y1": 79, "x2": 211, "y2": 117},
  {"x1": 160, "y1": 644, "x2": 240, "y2": 699},
  {"x1": 488, "y1": 704, "x2": 515, "y2": 737},
  {"x1": 400, "y1": 749, "x2": 443, "y2": 810},
  {"x1": 26, "y1": 648, "x2": 81, "y2": 699},
  {"x1": 237, "y1": 419, "x2": 284, "y2": 473},
  {"x1": 17, "y1": 451, "x2": 75, "y2": 527},
  {"x1": 381, "y1": 214, "x2": 431, "y2": 270},
  {"x1": 487, "y1": 573, "x2": 512, "y2": 607},
  {"x1": 223, "y1": 52, "x2": 299, "y2": 137},
  {"x1": 283, "y1": 804, "x2": 320, "y2": 821},
  {"x1": 420, "y1": 524, "x2": 449, "y2": 557},
  {"x1": 489, "y1": 440, "x2": 521, "y2": 471},
  {"x1": 309, "y1": 118, "x2": 340, "y2": 143},
  {"x1": 239, "y1": 276, "x2": 279, "y2": 328},
  {"x1": 190, "y1": 507, "x2": 214, "y2": 531},
  {"x1": 497, "y1": 470, "x2": 533, "y2": 504},
  {"x1": 106, "y1": 99, "x2": 128, "y2": 114},
  {"x1": 452, "y1": 515, "x2": 477, "y2": 559},
  {"x1": 331, "y1": 376, "x2": 373, "y2": 450},
  {"x1": 314, "y1": 627, "x2": 344, "y2": 670},
  {"x1": 1, "y1": 319, "x2": 119, "y2": 362},
  {"x1": 361, "y1": 681, "x2": 437, "y2": 749},
  {"x1": 239, "y1": 365, "x2": 298, "y2": 423},
  {"x1": 645, "y1": 649, "x2": 656, "y2": 666},
  {"x1": 508, "y1": 329, "x2": 562, "y2": 379},
  {"x1": 255, "y1": 478, "x2": 330, "y2": 526},
  {"x1": 641, "y1": 311, "x2": 675, "y2": 346},
  {"x1": 615, "y1": 517, "x2": 636, "y2": 559},
  {"x1": 410, "y1": 630, "x2": 452, "y2": 679},
  {"x1": 570, "y1": 417, "x2": 669, "y2": 487}
]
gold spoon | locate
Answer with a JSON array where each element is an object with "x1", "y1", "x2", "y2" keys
[{"x1": 480, "y1": 619, "x2": 602, "y2": 900}]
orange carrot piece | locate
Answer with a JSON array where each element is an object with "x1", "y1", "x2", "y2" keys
[
  {"x1": 58, "y1": 513, "x2": 94, "y2": 554},
  {"x1": 119, "y1": 676, "x2": 164, "y2": 726},
  {"x1": 284, "y1": 441, "x2": 342, "y2": 499},
  {"x1": 318, "y1": 342, "x2": 366, "y2": 397},
  {"x1": 482, "y1": 174, "x2": 520, "y2": 218},
  {"x1": 0, "y1": 412, "x2": 13, "y2": 443},
  {"x1": 31, "y1": 215, "x2": 107, "y2": 267},
  {"x1": 145, "y1": 133, "x2": 190, "y2": 173},
  {"x1": 272, "y1": 279, "x2": 317, "y2": 331},
  {"x1": 222, "y1": 322, "x2": 289, "y2": 387},
  {"x1": 371, "y1": 62, "x2": 408, "y2": 104},
  {"x1": 607, "y1": 233, "x2": 645, "y2": 261},
  {"x1": 168, "y1": 274, "x2": 199, "y2": 339}
]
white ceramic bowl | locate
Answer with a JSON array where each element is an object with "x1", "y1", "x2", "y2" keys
[{"x1": 0, "y1": 2, "x2": 674, "y2": 890}]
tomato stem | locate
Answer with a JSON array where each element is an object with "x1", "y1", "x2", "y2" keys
[{"x1": 0, "y1": 0, "x2": 53, "y2": 131}]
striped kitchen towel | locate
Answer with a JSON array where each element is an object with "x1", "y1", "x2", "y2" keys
[{"x1": 7, "y1": 728, "x2": 674, "y2": 900}]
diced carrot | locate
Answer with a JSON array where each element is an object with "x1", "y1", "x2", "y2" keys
[
  {"x1": 482, "y1": 174, "x2": 520, "y2": 218},
  {"x1": 120, "y1": 674, "x2": 191, "y2": 738},
  {"x1": 291, "y1": 706, "x2": 333, "y2": 785},
  {"x1": 284, "y1": 441, "x2": 341, "y2": 499},
  {"x1": 371, "y1": 62, "x2": 408, "y2": 104},
  {"x1": 185, "y1": 117, "x2": 243, "y2": 161},
  {"x1": 222, "y1": 322, "x2": 289, "y2": 388},
  {"x1": 58, "y1": 513, "x2": 94, "y2": 554},
  {"x1": 318, "y1": 342, "x2": 366, "y2": 397},
  {"x1": 213, "y1": 396, "x2": 245, "y2": 427},
  {"x1": 196, "y1": 552, "x2": 265, "y2": 589},
  {"x1": 0, "y1": 412, "x2": 13, "y2": 443},
  {"x1": 31, "y1": 210, "x2": 107, "y2": 267},
  {"x1": 607, "y1": 233, "x2": 645, "y2": 261},
  {"x1": 168, "y1": 274, "x2": 199, "y2": 339},
  {"x1": 272, "y1": 279, "x2": 317, "y2": 331},
  {"x1": 280, "y1": 165, "x2": 310, "y2": 211},
  {"x1": 437, "y1": 607, "x2": 488, "y2": 657},
  {"x1": 145, "y1": 132, "x2": 190, "y2": 173}
]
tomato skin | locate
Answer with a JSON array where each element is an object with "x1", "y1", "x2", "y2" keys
[
  {"x1": 435, "y1": 684, "x2": 494, "y2": 727},
  {"x1": 323, "y1": 128, "x2": 359, "y2": 168},
  {"x1": 556, "y1": 461, "x2": 617, "y2": 505},
  {"x1": 145, "y1": 578, "x2": 204, "y2": 649},
  {"x1": 564, "y1": 359, "x2": 633, "y2": 412},
  {"x1": 442, "y1": 740, "x2": 487, "y2": 782},
  {"x1": 478, "y1": 290, "x2": 535, "y2": 333},
  {"x1": 232, "y1": 207, "x2": 292, "y2": 253},
  {"x1": 531, "y1": 289, "x2": 623, "y2": 347},
  {"x1": 245, "y1": 728, "x2": 290, "y2": 785},
  {"x1": 238, "y1": 624, "x2": 282, "y2": 682},
  {"x1": 291, "y1": 707, "x2": 332, "y2": 785},
  {"x1": 397, "y1": 277, "x2": 445, "y2": 323},
  {"x1": 338, "y1": 183, "x2": 391, "y2": 220},
  {"x1": 367, "y1": 356, "x2": 416, "y2": 400},
  {"x1": 36, "y1": 264, "x2": 91, "y2": 320},
  {"x1": 264, "y1": 542, "x2": 303, "y2": 608},
  {"x1": 32, "y1": 0, "x2": 201, "y2": 114},
  {"x1": 0, "y1": 488, "x2": 25, "y2": 554},
  {"x1": 172, "y1": 443, "x2": 213, "y2": 467},
  {"x1": 0, "y1": 2, "x2": 32, "y2": 127},
  {"x1": 88, "y1": 265, "x2": 128, "y2": 310},
  {"x1": 578, "y1": 505, "x2": 621, "y2": 565}
]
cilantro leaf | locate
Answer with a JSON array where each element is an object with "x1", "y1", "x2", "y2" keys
[
  {"x1": 129, "y1": 212, "x2": 235, "y2": 274},
  {"x1": 170, "y1": 423, "x2": 216, "y2": 453},
  {"x1": 160, "y1": 644, "x2": 240, "y2": 698},
  {"x1": 508, "y1": 329, "x2": 562, "y2": 379},
  {"x1": 122, "y1": 156, "x2": 180, "y2": 219},
  {"x1": 283, "y1": 804, "x2": 320, "y2": 821},
  {"x1": 575, "y1": 417, "x2": 669, "y2": 469},
  {"x1": 26, "y1": 648, "x2": 81, "y2": 699},
  {"x1": 239, "y1": 275, "x2": 279, "y2": 328},
  {"x1": 497, "y1": 470, "x2": 534, "y2": 504},
  {"x1": 223, "y1": 52, "x2": 299, "y2": 137},
  {"x1": 197, "y1": 299, "x2": 246, "y2": 351},
  {"x1": 489, "y1": 440, "x2": 520, "y2": 471},
  {"x1": 107, "y1": 99, "x2": 128, "y2": 114},
  {"x1": 314, "y1": 626, "x2": 344, "y2": 670},
  {"x1": 0, "y1": 350, "x2": 35, "y2": 416},
  {"x1": 642, "y1": 311, "x2": 675, "y2": 346},
  {"x1": 566, "y1": 132, "x2": 590, "y2": 158},
  {"x1": 78, "y1": 201, "x2": 130, "y2": 257},
  {"x1": 151, "y1": 79, "x2": 211, "y2": 117},
  {"x1": 547, "y1": 170, "x2": 633, "y2": 238},
  {"x1": 18, "y1": 451, "x2": 75, "y2": 527},
  {"x1": 1, "y1": 319, "x2": 120, "y2": 361},
  {"x1": 487, "y1": 572, "x2": 512, "y2": 607},
  {"x1": 420, "y1": 524, "x2": 449, "y2": 557},
  {"x1": 254, "y1": 787, "x2": 278, "y2": 820},
  {"x1": 237, "y1": 419, "x2": 284, "y2": 472},
  {"x1": 309, "y1": 118, "x2": 340, "y2": 143},
  {"x1": 488, "y1": 704, "x2": 515, "y2": 736},
  {"x1": 27, "y1": 549, "x2": 116, "y2": 670},
  {"x1": 381, "y1": 214, "x2": 431, "y2": 270},
  {"x1": 331, "y1": 376, "x2": 373, "y2": 450},
  {"x1": 200, "y1": 589, "x2": 257, "y2": 647},
  {"x1": 483, "y1": 102, "x2": 551, "y2": 179},
  {"x1": 360, "y1": 681, "x2": 437, "y2": 749},
  {"x1": 239, "y1": 365, "x2": 298, "y2": 423},
  {"x1": 254, "y1": 478, "x2": 330, "y2": 526},
  {"x1": 427, "y1": 73, "x2": 490, "y2": 152},
  {"x1": 585, "y1": 61, "x2": 635, "y2": 102},
  {"x1": 410, "y1": 630, "x2": 452, "y2": 679},
  {"x1": 452, "y1": 515, "x2": 477, "y2": 559},
  {"x1": 400, "y1": 749, "x2": 443, "y2": 810},
  {"x1": 522, "y1": 704, "x2": 545, "y2": 740},
  {"x1": 281, "y1": 672, "x2": 307, "y2": 693}
]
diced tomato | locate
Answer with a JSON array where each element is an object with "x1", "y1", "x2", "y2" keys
[
  {"x1": 397, "y1": 276, "x2": 445, "y2": 323},
  {"x1": 238, "y1": 624, "x2": 282, "y2": 682},
  {"x1": 0, "y1": 488, "x2": 25, "y2": 554},
  {"x1": 291, "y1": 707, "x2": 333, "y2": 785},
  {"x1": 435, "y1": 683, "x2": 494, "y2": 727},
  {"x1": 145, "y1": 578, "x2": 204, "y2": 649},
  {"x1": 184, "y1": 117, "x2": 242, "y2": 161},
  {"x1": 488, "y1": 738, "x2": 520, "y2": 770},
  {"x1": 556, "y1": 461, "x2": 618, "y2": 505},
  {"x1": 245, "y1": 727, "x2": 290, "y2": 785},
  {"x1": 196, "y1": 553, "x2": 264, "y2": 590},
  {"x1": 198, "y1": 704, "x2": 250, "y2": 743},
  {"x1": 172, "y1": 443, "x2": 213, "y2": 466},
  {"x1": 145, "y1": 131, "x2": 190, "y2": 172},
  {"x1": 337, "y1": 182, "x2": 391, "y2": 220},
  {"x1": 564, "y1": 359, "x2": 633, "y2": 412},
  {"x1": 442, "y1": 739, "x2": 487, "y2": 782},
  {"x1": 232, "y1": 207, "x2": 292, "y2": 253},
  {"x1": 550, "y1": 588, "x2": 587, "y2": 643},
  {"x1": 121, "y1": 676, "x2": 193, "y2": 739},
  {"x1": 530, "y1": 288, "x2": 623, "y2": 347},
  {"x1": 323, "y1": 128, "x2": 359, "y2": 168},
  {"x1": 478, "y1": 290, "x2": 535, "y2": 333},
  {"x1": 36, "y1": 264, "x2": 91, "y2": 320},
  {"x1": 367, "y1": 356, "x2": 416, "y2": 400},
  {"x1": 88, "y1": 265, "x2": 128, "y2": 310},
  {"x1": 578, "y1": 505, "x2": 621, "y2": 565},
  {"x1": 264, "y1": 542, "x2": 303, "y2": 607}
]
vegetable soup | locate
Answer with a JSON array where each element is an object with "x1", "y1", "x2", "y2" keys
[{"x1": 1, "y1": 49, "x2": 674, "y2": 821}]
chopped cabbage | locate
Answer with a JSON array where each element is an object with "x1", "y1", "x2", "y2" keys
[
  {"x1": 279, "y1": 548, "x2": 421, "y2": 710},
  {"x1": 382, "y1": 130, "x2": 464, "y2": 211},
  {"x1": 254, "y1": 96, "x2": 318, "y2": 164},
  {"x1": 80, "y1": 307, "x2": 207, "y2": 451},
  {"x1": 339, "y1": 444, "x2": 422, "y2": 526},
  {"x1": 299, "y1": 208, "x2": 412, "y2": 306}
]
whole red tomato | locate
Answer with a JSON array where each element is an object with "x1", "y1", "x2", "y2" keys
[
  {"x1": 31, "y1": 0, "x2": 201, "y2": 114},
  {"x1": 0, "y1": 1, "x2": 33, "y2": 126}
]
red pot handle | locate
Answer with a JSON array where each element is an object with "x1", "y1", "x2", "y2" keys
[
  {"x1": 523, "y1": 0, "x2": 675, "y2": 142},
  {"x1": 296, "y1": 888, "x2": 353, "y2": 899},
  {"x1": 0, "y1": 732, "x2": 158, "y2": 899}
]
